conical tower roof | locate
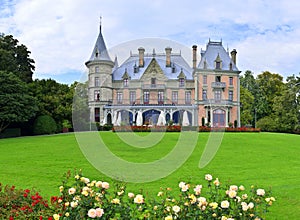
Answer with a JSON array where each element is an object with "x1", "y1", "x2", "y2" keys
[{"x1": 86, "y1": 23, "x2": 112, "y2": 64}]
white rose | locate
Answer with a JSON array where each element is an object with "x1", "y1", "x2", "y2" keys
[
  {"x1": 68, "y1": 187, "x2": 76, "y2": 195},
  {"x1": 221, "y1": 200, "x2": 230, "y2": 208},
  {"x1": 257, "y1": 189, "x2": 265, "y2": 196},
  {"x1": 172, "y1": 205, "x2": 181, "y2": 213}
]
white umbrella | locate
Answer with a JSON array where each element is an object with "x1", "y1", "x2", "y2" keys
[
  {"x1": 136, "y1": 111, "x2": 143, "y2": 126},
  {"x1": 116, "y1": 111, "x2": 122, "y2": 126},
  {"x1": 182, "y1": 111, "x2": 190, "y2": 126},
  {"x1": 112, "y1": 111, "x2": 118, "y2": 126},
  {"x1": 157, "y1": 111, "x2": 166, "y2": 126}
]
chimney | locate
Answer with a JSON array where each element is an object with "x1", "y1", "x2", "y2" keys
[
  {"x1": 230, "y1": 49, "x2": 237, "y2": 65},
  {"x1": 165, "y1": 47, "x2": 172, "y2": 67},
  {"x1": 138, "y1": 47, "x2": 145, "y2": 67},
  {"x1": 192, "y1": 45, "x2": 197, "y2": 69}
]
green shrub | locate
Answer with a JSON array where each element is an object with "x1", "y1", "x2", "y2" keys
[
  {"x1": 256, "y1": 116, "x2": 277, "y2": 132},
  {"x1": 33, "y1": 115, "x2": 57, "y2": 135}
]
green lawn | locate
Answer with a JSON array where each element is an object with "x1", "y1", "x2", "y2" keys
[{"x1": 0, "y1": 132, "x2": 299, "y2": 219}]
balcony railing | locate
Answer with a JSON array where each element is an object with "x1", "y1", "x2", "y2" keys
[
  {"x1": 106, "y1": 99, "x2": 193, "y2": 106},
  {"x1": 202, "y1": 99, "x2": 233, "y2": 106},
  {"x1": 211, "y1": 82, "x2": 226, "y2": 89},
  {"x1": 142, "y1": 84, "x2": 166, "y2": 90}
]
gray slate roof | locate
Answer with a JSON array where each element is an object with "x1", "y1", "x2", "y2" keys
[
  {"x1": 87, "y1": 27, "x2": 112, "y2": 62},
  {"x1": 113, "y1": 53, "x2": 193, "y2": 81},
  {"x1": 198, "y1": 40, "x2": 239, "y2": 71}
]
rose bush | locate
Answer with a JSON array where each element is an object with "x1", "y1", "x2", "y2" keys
[
  {"x1": 52, "y1": 171, "x2": 275, "y2": 219},
  {"x1": 0, "y1": 183, "x2": 54, "y2": 219},
  {"x1": 1, "y1": 171, "x2": 275, "y2": 219}
]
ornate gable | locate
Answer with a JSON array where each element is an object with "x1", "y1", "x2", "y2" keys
[{"x1": 140, "y1": 58, "x2": 167, "y2": 81}]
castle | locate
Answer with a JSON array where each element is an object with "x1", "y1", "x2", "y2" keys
[{"x1": 85, "y1": 24, "x2": 241, "y2": 127}]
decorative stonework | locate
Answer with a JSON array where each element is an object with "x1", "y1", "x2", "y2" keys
[{"x1": 140, "y1": 58, "x2": 167, "y2": 82}]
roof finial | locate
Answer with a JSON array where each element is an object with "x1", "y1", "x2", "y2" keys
[{"x1": 100, "y1": 15, "x2": 102, "y2": 32}]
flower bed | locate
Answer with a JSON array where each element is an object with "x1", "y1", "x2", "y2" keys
[
  {"x1": 112, "y1": 126, "x2": 261, "y2": 133},
  {"x1": 112, "y1": 125, "x2": 182, "y2": 132},
  {"x1": 1, "y1": 171, "x2": 275, "y2": 219},
  {"x1": 199, "y1": 126, "x2": 261, "y2": 132}
]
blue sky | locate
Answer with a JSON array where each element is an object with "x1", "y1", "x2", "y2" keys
[{"x1": 1, "y1": 0, "x2": 300, "y2": 84}]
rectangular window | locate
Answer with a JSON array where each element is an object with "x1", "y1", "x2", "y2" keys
[
  {"x1": 229, "y1": 90, "x2": 233, "y2": 101},
  {"x1": 214, "y1": 90, "x2": 221, "y2": 102},
  {"x1": 117, "y1": 92, "x2": 123, "y2": 104},
  {"x1": 130, "y1": 91, "x2": 136, "y2": 105},
  {"x1": 123, "y1": 78, "x2": 128, "y2": 87},
  {"x1": 216, "y1": 62, "x2": 221, "y2": 69},
  {"x1": 158, "y1": 91, "x2": 164, "y2": 104},
  {"x1": 202, "y1": 89, "x2": 207, "y2": 100},
  {"x1": 95, "y1": 66, "x2": 99, "y2": 73},
  {"x1": 94, "y1": 108, "x2": 100, "y2": 122},
  {"x1": 95, "y1": 77, "x2": 100, "y2": 87},
  {"x1": 229, "y1": 77, "x2": 233, "y2": 86},
  {"x1": 172, "y1": 91, "x2": 178, "y2": 104},
  {"x1": 151, "y1": 78, "x2": 156, "y2": 87},
  {"x1": 143, "y1": 91, "x2": 149, "y2": 104},
  {"x1": 203, "y1": 75, "x2": 207, "y2": 85},
  {"x1": 179, "y1": 78, "x2": 185, "y2": 87},
  {"x1": 185, "y1": 91, "x2": 191, "y2": 104},
  {"x1": 94, "y1": 90, "x2": 100, "y2": 101},
  {"x1": 216, "y1": 76, "x2": 221, "y2": 82}
]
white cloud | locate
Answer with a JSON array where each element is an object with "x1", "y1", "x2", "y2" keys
[{"x1": 1, "y1": 0, "x2": 300, "y2": 83}]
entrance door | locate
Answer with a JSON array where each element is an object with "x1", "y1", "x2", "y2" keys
[{"x1": 213, "y1": 109, "x2": 225, "y2": 127}]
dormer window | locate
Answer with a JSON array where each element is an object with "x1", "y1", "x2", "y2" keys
[
  {"x1": 229, "y1": 63, "x2": 233, "y2": 71},
  {"x1": 203, "y1": 60, "x2": 207, "y2": 69},
  {"x1": 179, "y1": 78, "x2": 185, "y2": 87},
  {"x1": 123, "y1": 78, "x2": 128, "y2": 87},
  {"x1": 172, "y1": 63, "x2": 176, "y2": 73},
  {"x1": 216, "y1": 61, "x2": 221, "y2": 69},
  {"x1": 178, "y1": 69, "x2": 186, "y2": 87},
  {"x1": 95, "y1": 49, "x2": 99, "y2": 58},
  {"x1": 122, "y1": 68, "x2": 130, "y2": 87},
  {"x1": 133, "y1": 63, "x2": 139, "y2": 73},
  {"x1": 215, "y1": 53, "x2": 222, "y2": 70}
]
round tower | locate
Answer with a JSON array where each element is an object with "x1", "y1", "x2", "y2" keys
[{"x1": 85, "y1": 22, "x2": 114, "y2": 123}]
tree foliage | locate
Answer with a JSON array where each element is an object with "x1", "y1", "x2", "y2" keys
[
  {"x1": 72, "y1": 82, "x2": 90, "y2": 131},
  {"x1": 241, "y1": 70, "x2": 300, "y2": 132},
  {"x1": 0, "y1": 34, "x2": 35, "y2": 83},
  {"x1": 240, "y1": 86, "x2": 254, "y2": 126},
  {"x1": 28, "y1": 79, "x2": 74, "y2": 131},
  {"x1": 33, "y1": 115, "x2": 57, "y2": 135},
  {"x1": 0, "y1": 71, "x2": 38, "y2": 133}
]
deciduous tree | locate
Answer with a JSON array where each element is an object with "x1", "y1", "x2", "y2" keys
[{"x1": 0, "y1": 71, "x2": 38, "y2": 133}]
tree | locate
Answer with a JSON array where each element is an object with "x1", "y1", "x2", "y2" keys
[
  {"x1": 240, "y1": 86, "x2": 254, "y2": 126},
  {"x1": 28, "y1": 79, "x2": 73, "y2": 131},
  {"x1": 272, "y1": 89, "x2": 298, "y2": 132},
  {"x1": 240, "y1": 70, "x2": 258, "y2": 94},
  {"x1": 256, "y1": 71, "x2": 285, "y2": 118},
  {"x1": 0, "y1": 71, "x2": 38, "y2": 133},
  {"x1": 72, "y1": 82, "x2": 90, "y2": 131},
  {"x1": 0, "y1": 34, "x2": 35, "y2": 83}
]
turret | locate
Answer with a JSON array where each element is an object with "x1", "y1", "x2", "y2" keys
[{"x1": 86, "y1": 19, "x2": 114, "y2": 123}]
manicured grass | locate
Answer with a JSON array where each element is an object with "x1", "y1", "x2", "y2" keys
[{"x1": 0, "y1": 132, "x2": 299, "y2": 219}]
